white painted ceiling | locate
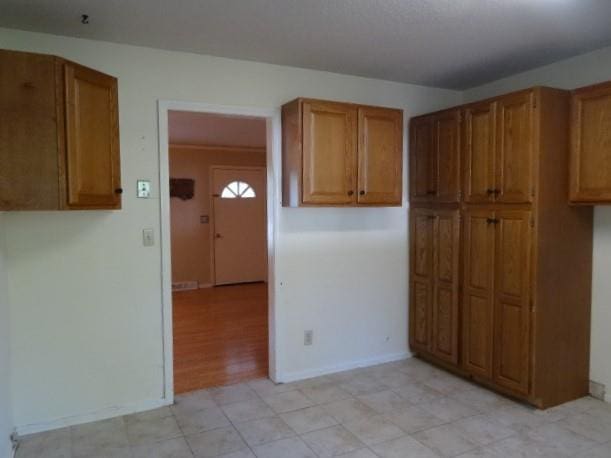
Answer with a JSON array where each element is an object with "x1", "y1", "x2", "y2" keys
[
  {"x1": 169, "y1": 111, "x2": 266, "y2": 148},
  {"x1": 2, "y1": 0, "x2": 611, "y2": 89}
]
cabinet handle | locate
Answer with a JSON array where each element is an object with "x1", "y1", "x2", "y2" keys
[
  {"x1": 359, "y1": 190, "x2": 366, "y2": 196},
  {"x1": 426, "y1": 190, "x2": 436, "y2": 195},
  {"x1": 114, "y1": 188, "x2": 123, "y2": 194},
  {"x1": 486, "y1": 218, "x2": 499, "y2": 225},
  {"x1": 347, "y1": 190, "x2": 354, "y2": 196}
]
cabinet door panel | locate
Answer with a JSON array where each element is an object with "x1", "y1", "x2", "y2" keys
[
  {"x1": 65, "y1": 62, "x2": 121, "y2": 209},
  {"x1": 302, "y1": 101, "x2": 357, "y2": 204},
  {"x1": 431, "y1": 210, "x2": 460, "y2": 364},
  {"x1": 464, "y1": 102, "x2": 496, "y2": 203},
  {"x1": 0, "y1": 51, "x2": 60, "y2": 210},
  {"x1": 494, "y1": 211, "x2": 532, "y2": 395},
  {"x1": 409, "y1": 116, "x2": 434, "y2": 201},
  {"x1": 496, "y1": 92, "x2": 534, "y2": 203},
  {"x1": 463, "y1": 210, "x2": 495, "y2": 379},
  {"x1": 410, "y1": 208, "x2": 434, "y2": 353},
  {"x1": 357, "y1": 107, "x2": 402, "y2": 205},
  {"x1": 570, "y1": 83, "x2": 611, "y2": 202},
  {"x1": 434, "y1": 110, "x2": 461, "y2": 202}
]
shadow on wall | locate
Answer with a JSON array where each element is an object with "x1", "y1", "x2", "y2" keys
[{"x1": 280, "y1": 206, "x2": 406, "y2": 233}]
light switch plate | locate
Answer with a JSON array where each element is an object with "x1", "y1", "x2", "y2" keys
[
  {"x1": 142, "y1": 228, "x2": 154, "y2": 247},
  {"x1": 137, "y1": 180, "x2": 151, "y2": 198}
]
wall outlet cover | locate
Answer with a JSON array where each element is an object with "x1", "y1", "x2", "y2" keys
[
  {"x1": 304, "y1": 330, "x2": 313, "y2": 346},
  {"x1": 137, "y1": 180, "x2": 151, "y2": 198}
]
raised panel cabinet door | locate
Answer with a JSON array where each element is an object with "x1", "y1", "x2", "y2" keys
[
  {"x1": 409, "y1": 208, "x2": 434, "y2": 353},
  {"x1": 0, "y1": 51, "x2": 61, "y2": 210},
  {"x1": 493, "y1": 211, "x2": 532, "y2": 395},
  {"x1": 302, "y1": 101, "x2": 357, "y2": 204},
  {"x1": 409, "y1": 116, "x2": 435, "y2": 201},
  {"x1": 495, "y1": 91, "x2": 535, "y2": 203},
  {"x1": 433, "y1": 109, "x2": 461, "y2": 202},
  {"x1": 357, "y1": 107, "x2": 403, "y2": 205},
  {"x1": 64, "y1": 62, "x2": 121, "y2": 209},
  {"x1": 430, "y1": 210, "x2": 460, "y2": 364},
  {"x1": 570, "y1": 82, "x2": 611, "y2": 202},
  {"x1": 464, "y1": 102, "x2": 497, "y2": 203},
  {"x1": 462, "y1": 209, "x2": 496, "y2": 379}
]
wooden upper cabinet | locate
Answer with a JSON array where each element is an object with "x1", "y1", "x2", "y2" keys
[
  {"x1": 464, "y1": 101, "x2": 496, "y2": 203},
  {"x1": 357, "y1": 107, "x2": 403, "y2": 205},
  {"x1": 65, "y1": 62, "x2": 121, "y2": 209},
  {"x1": 302, "y1": 100, "x2": 357, "y2": 205},
  {"x1": 570, "y1": 81, "x2": 611, "y2": 203},
  {"x1": 493, "y1": 210, "x2": 532, "y2": 395},
  {"x1": 282, "y1": 98, "x2": 403, "y2": 207},
  {"x1": 462, "y1": 209, "x2": 495, "y2": 379},
  {"x1": 433, "y1": 109, "x2": 461, "y2": 202},
  {"x1": 409, "y1": 208, "x2": 434, "y2": 353},
  {"x1": 409, "y1": 109, "x2": 460, "y2": 203},
  {"x1": 0, "y1": 49, "x2": 121, "y2": 211},
  {"x1": 430, "y1": 209, "x2": 460, "y2": 364},
  {"x1": 409, "y1": 116, "x2": 434, "y2": 201},
  {"x1": 495, "y1": 91, "x2": 535, "y2": 203}
]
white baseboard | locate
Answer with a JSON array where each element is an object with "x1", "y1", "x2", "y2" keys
[
  {"x1": 276, "y1": 351, "x2": 412, "y2": 384},
  {"x1": 15, "y1": 397, "x2": 171, "y2": 437},
  {"x1": 172, "y1": 281, "x2": 198, "y2": 291}
]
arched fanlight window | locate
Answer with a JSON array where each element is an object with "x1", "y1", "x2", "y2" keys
[{"x1": 221, "y1": 181, "x2": 256, "y2": 199}]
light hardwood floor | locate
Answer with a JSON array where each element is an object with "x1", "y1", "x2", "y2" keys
[{"x1": 173, "y1": 282, "x2": 268, "y2": 394}]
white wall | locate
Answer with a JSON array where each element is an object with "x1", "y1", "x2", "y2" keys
[
  {"x1": 0, "y1": 214, "x2": 14, "y2": 458},
  {"x1": 464, "y1": 45, "x2": 611, "y2": 402},
  {"x1": 0, "y1": 28, "x2": 462, "y2": 433}
]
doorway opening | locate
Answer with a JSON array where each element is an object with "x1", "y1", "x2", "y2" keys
[{"x1": 166, "y1": 109, "x2": 271, "y2": 395}]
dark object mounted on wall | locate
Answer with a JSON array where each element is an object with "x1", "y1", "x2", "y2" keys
[{"x1": 170, "y1": 178, "x2": 195, "y2": 200}]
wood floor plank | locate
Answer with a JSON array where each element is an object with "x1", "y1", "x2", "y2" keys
[{"x1": 173, "y1": 283, "x2": 268, "y2": 394}]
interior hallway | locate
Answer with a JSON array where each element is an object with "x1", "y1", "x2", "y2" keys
[{"x1": 173, "y1": 283, "x2": 268, "y2": 394}]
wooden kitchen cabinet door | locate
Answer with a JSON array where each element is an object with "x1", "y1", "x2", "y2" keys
[
  {"x1": 357, "y1": 107, "x2": 403, "y2": 205},
  {"x1": 409, "y1": 116, "x2": 435, "y2": 202},
  {"x1": 410, "y1": 208, "x2": 434, "y2": 353},
  {"x1": 64, "y1": 62, "x2": 121, "y2": 209},
  {"x1": 570, "y1": 81, "x2": 611, "y2": 203},
  {"x1": 493, "y1": 210, "x2": 532, "y2": 395},
  {"x1": 462, "y1": 209, "x2": 496, "y2": 379},
  {"x1": 301, "y1": 100, "x2": 357, "y2": 205},
  {"x1": 433, "y1": 109, "x2": 461, "y2": 203},
  {"x1": 430, "y1": 209, "x2": 460, "y2": 364},
  {"x1": 464, "y1": 102, "x2": 496, "y2": 204},
  {"x1": 495, "y1": 91, "x2": 535, "y2": 204}
]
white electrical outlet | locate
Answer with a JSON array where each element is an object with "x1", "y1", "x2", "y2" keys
[
  {"x1": 304, "y1": 330, "x2": 313, "y2": 346},
  {"x1": 142, "y1": 228, "x2": 155, "y2": 247},
  {"x1": 137, "y1": 180, "x2": 151, "y2": 198}
]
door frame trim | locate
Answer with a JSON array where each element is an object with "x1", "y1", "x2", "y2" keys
[
  {"x1": 158, "y1": 100, "x2": 281, "y2": 403},
  {"x1": 209, "y1": 165, "x2": 268, "y2": 286}
]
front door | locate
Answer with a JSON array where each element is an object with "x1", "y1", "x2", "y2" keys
[{"x1": 212, "y1": 167, "x2": 267, "y2": 285}]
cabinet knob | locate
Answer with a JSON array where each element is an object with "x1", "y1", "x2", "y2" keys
[
  {"x1": 359, "y1": 190, "x2": 366, "y2": 196},
  {"x1": 215, "y1": 233, "x2": 222, "y2": 239},
  {"x1": 426, "y1": 190, "x2": 436, "y2": 195},
  {"x1": 114, "y1": 188, "x2": 123, "y2": 194},
  {"x1": 487, "y1": 218, "x2": 499, "y2": 225},
  {"x1": 486, "y1": 189, "x2": 494, "y2": 195},
  {"x1": 347, "y1": 190, "x2": 354, "y2": 196}
]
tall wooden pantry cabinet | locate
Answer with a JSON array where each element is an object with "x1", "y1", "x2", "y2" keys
[{"x1": 409, "y1": 87, "x2": 594, "y2": 409}]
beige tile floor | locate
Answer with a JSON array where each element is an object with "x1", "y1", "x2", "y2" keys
[{"x1": 16, "y1": 358, "x2": 611, "y2": 457}]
